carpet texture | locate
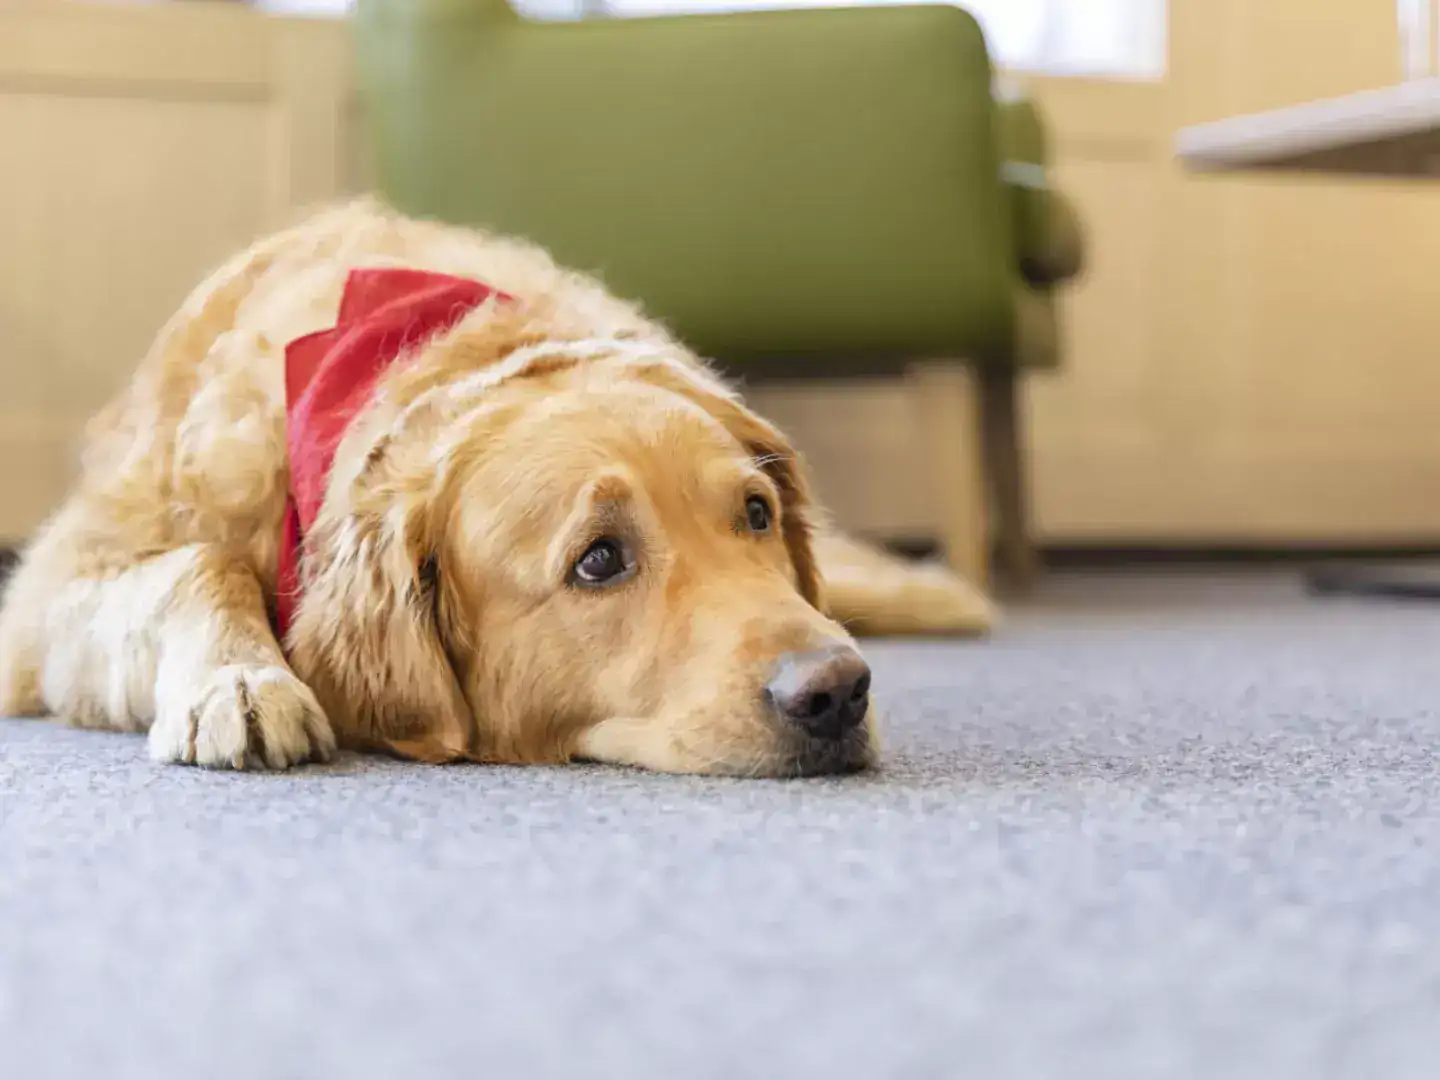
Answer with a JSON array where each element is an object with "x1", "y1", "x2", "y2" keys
[{"x1": 2, "y1": 572, "x2": 1439, "y2": 1079}]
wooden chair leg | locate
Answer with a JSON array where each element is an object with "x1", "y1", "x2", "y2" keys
[
  {"x1": 979, "y1": 365, "x2": 1040, "y2": 591},
  {"x1": 907, "y1": 362, "x2": 989, "y2": 589}
]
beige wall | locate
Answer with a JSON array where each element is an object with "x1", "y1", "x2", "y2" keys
[
  {"x1": 1031, "y1": 0, "x2": 1440, "y2": 544},
  {"x1": 3, "y1": 0, "x2": 1439, "y2": 546},
  {"x1": 0, "y1": 1, "x2": 364, "y2": 541}
]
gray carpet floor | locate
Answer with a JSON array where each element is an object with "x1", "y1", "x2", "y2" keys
[{"x1": 3, "y1": 570, "x2": 1439, "y2": 1079}]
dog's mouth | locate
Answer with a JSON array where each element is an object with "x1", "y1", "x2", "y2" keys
[
  {"x1": 778, "y1": 725, "x2": 877, "y2": 778},
  {"x1": 570, "y1": 716, "x2": 877, "y2": 778},
  {"x1": 570, "y1": 686, "x2": 879, "y2": 777}
]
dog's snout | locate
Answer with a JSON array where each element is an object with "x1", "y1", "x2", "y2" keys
[{"x1": 765, "y1": 646, "x2": 871, "y2": 739}]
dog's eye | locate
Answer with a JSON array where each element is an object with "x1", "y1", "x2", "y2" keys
[
  {"x1": 573, "y1": 538, "x2": 632, "y2": 588},
  {"x1": 745, "y1": 495, "x2": 773, "y2": 533}
]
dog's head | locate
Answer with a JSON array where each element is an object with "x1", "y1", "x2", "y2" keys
[{"x1": 287, "y1": 326, "x2": 876, "y2": 776}]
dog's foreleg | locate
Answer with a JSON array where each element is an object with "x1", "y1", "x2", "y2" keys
[{"x1": 19, "y1": 544, "x2": 333, "y2": 769}]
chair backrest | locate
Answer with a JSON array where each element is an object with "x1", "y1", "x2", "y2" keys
[{"x1": 354, "y1": 0, "x2": 1016, "y2": 366}]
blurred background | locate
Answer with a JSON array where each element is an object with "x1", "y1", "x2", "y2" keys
[{"x1": 4, "y1": 0, "x2": 1439, "y2": 589}]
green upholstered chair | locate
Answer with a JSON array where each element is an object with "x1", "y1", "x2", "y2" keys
[{"x1": 353, "y1": 0, "x2": 1084, "y2": 588}]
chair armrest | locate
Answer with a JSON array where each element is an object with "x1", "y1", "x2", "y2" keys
[
  {"x1": 356, "y1": 0, "x2": 1015, "y2": 360},
  {"x1": 1005, "y1": 165, "x2": 1084, "y2": 285},
  {"x1": 997, "y1": 98, "x2": 1084, "y2": 286}
]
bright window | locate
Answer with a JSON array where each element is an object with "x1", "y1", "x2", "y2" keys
[
  {"x1": 594, "y1": 1, "x2": 1167, "y2": 79},
  {"x1": 252, "y1": 0, "x2": 1167, "y2": 80}
]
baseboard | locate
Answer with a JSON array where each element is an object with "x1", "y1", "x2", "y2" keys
[
  {"x1": 880, "y1": 537, "x2": 1440, "y2": 567},
  {"x1": 1044, "y1": 543, "x2": 1440, "y2": 568}
]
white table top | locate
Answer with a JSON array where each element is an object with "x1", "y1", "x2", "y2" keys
[{"x1": 1174, "y1": 77, "x2": 1440, "y2": 177}]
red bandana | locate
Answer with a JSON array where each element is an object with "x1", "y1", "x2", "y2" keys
[{"x1": 274, "y1": 268, "x2": 513, "y2": 641}]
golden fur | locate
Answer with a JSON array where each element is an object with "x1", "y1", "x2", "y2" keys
[{"x1": 0, "y1": 199, "x2": 991, "y2": 776}]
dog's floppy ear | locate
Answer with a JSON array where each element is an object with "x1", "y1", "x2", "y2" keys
[
  {"x1": 285, "y1": 476, "x2": 476, "y2": 761},
  {"x1": 629, "y1": 362, "x2": 824, "y2": 609}
]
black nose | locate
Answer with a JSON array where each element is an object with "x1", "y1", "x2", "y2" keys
[{"x1": 765, "y1": 646, "x2": 872, "y2": 739}]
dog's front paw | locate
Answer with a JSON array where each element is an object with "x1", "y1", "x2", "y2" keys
[{"x1": 150, "y1": 664, "x2": 336, "y2": 770}]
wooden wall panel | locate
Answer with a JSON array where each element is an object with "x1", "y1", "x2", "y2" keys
[{"x1": 0, "y1": 2, "x2": 358, "y2": 541}]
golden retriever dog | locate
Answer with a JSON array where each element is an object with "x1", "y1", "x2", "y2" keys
[{"x1": 0, "y1": 200, "x2": 990, "y2": 776}]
